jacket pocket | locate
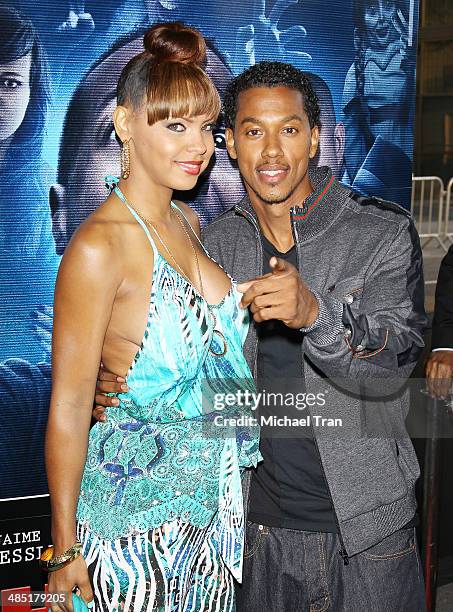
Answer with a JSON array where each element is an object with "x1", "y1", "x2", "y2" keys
[
  {"x1": 321, "y1": 437, "x2": 409, "y2": 521},
  {"x1": 327, "y1": 276, "x2": 364, "y2": 306}
]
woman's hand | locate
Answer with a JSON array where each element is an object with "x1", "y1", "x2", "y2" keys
[{"x1": 48, "y1": 555, "x2": 93, "y2": 612}]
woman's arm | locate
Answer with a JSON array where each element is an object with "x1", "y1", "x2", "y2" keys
[{"x1": 45, "y1": 221, "x2": 120, "y2": 586}]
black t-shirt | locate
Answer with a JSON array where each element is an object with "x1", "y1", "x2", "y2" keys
[{"x1": 248, "y1": 234, "x2": 338, "y2": 532}]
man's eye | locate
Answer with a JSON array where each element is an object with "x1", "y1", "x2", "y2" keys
[
  {"x1": 283, "y1": 127, "x2": 298, "y2": 134},
  {"x1": 1, "y1": 78, "x2": 21, "y2": 89},
  {"x1": 213, "y1": 129, "x2": 226, "y2": 149},
  {"x1": 246, "y1": 129, "x2": 261, "y2": 136},
  {"x1": 167, "y1": 123, "x2": 185, "y2": 132}
]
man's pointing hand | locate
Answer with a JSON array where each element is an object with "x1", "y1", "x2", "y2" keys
[{"x1": 237, "y1": 256, "x2": 319, "y2": 329}]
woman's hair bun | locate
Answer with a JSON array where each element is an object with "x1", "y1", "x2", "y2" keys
[{"x1": 143, "y1": 22, "x2": 206, "y2": 66}]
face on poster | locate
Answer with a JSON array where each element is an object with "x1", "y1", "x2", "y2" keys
[{"x1": 0, "y1": 0, "x2": 418, "y2": 503}]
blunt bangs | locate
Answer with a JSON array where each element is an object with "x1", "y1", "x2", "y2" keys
[{"x1": 146, "y1": 62, "x2": 221, "y2": 125}]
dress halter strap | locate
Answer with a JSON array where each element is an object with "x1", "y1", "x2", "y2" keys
[{"x1": 114, "y1": 186, "x2": 158, "y2": 259}]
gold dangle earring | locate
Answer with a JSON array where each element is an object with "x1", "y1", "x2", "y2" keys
[{"x1": 121, "y1": 139, "x2": 131, "y2": 179}]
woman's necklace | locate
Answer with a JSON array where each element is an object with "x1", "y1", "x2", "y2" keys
[
  {"x1": 115, "y1": 188, "x2": 227, "y2": 357},
  {"x1": 121, "y1": 195, "x2": 204, "y2": 296}
]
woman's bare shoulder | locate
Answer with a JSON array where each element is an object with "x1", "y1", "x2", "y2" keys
[
  {"x1": 173, "y1": 200, "x2": 201, "y2": 238},
  {"x1": 59, "y1": 198, "x2": 125, "y2": 283},
  {"x1": 69, "y1": 210, "x2": 117, "y2": 254}
]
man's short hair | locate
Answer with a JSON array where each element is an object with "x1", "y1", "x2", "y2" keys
[{"x1": 223, "y1": 61, "x2": 320, "y2": 130}]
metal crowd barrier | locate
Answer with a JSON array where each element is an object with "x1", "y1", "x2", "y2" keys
[{"x1": 411, "y1": 176, "x2": 449, "y2": 252}]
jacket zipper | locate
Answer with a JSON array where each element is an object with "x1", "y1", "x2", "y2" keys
[
  {"x1": 290, "y1": 207, "x2": 350, "y2": 567},
  {"x1": 234, "y1": 205, "x2": 263, "y2": 378},
  {"x1": 237, "y1": 202, "x2": 350, "y2": 565}
]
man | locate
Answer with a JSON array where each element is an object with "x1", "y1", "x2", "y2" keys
[
  {"x1": 96, "y1": 61, "x2": 427, "y2": 610},
  {"x1": 426, "y1": 244, "x2": 453, "y2": 399}
]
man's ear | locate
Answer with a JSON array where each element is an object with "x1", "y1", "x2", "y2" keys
[
  {"x1": 309, "y1": 125, "x2": 320, "y2": 159},
  {"x1": 49, "y1": 183, "x2": 67, "y2": 255},
  {"x1": 225, "y1": 127, "x2": 238, "y2": 160},
  {"x1": 334, "y1": 121, "x2": 345, "y2": 166}
]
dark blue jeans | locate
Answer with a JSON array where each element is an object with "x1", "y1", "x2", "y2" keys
[{"x1": 235, "y1": 522, "x2": 426, "y2": 611}]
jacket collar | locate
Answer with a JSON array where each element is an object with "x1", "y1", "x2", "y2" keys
[{"x1": 234, "y1": 166, "x2": 351, "y2": 242}]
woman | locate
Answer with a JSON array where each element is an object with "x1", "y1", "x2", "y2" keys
[
  {"x1": 0, "y1": 7, "x2": 60, "y2": 363},
  {"x1": 44, "y1": 22, "x2": 260, "y2": 611}
]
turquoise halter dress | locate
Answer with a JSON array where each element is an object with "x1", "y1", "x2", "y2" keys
[{"x1": 76, "y1": 186, "x2": 261, "y2": 584}]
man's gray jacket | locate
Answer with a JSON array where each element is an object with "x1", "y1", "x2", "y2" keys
[{"x1": 202, "y1": 166, "x2": 427, "y2": 560}]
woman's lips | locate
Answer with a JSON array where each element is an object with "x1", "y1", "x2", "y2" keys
[{"x1": 175, "y1": 161, "x2": 203, "y2": 176}]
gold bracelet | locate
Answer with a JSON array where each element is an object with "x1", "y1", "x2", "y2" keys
[{"x1": 39, "y1": 540, "x2": 82, "y2": 572}]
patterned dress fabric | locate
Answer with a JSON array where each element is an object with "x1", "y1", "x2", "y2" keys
[{"x1": 76, "y1": 187, "x2": 261, "y2": 610}]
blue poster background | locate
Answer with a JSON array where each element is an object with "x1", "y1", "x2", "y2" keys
[{"x1": 0, "y1": 0, "x2": 419, "y2": 583}]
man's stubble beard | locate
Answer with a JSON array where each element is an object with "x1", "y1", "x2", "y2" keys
[{"x1": 250, "y1": 181, "x2": 297, "y2": 206}]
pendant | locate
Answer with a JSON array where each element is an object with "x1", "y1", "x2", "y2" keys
[
  {"x1": 208, "y1": 310, "x2": 228, "y2": 357},
  {"x1": 210, "y1": 329, "x2": 228, "y2": 357}
]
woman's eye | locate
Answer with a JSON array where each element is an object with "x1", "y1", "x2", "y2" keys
[
  {"x1": 167, "y1": 123, "x2": 185, "y2": 132},
  {"x1": 203, "y1": 123, "x2": 216, "y2": 132},
  {"x1": 1, "y1": 78, "x2": 21, "y2": 89},
  {"x1": 213, "y1": 128, "x2": 226, "y2": 149}
]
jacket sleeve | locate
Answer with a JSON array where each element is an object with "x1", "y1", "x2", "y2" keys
[
  {"x1": 431, "y1": 244, "x2": 453, "y2": 350},
  {"x1": 301, "y1": 217, "x2": 427, "y2": 385}
]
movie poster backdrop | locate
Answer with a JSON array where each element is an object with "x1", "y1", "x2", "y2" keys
[{"x1": 0, "y1": 0, "x2": 419, "y2": 593}]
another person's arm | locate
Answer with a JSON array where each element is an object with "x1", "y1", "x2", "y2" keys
[
  {"x1": 92, "y1": 368, "x2": 127, "y2": 421},
  {"x1": 46, "y1": 223, "x2": 119, "y2": 607},
  {"x1": 426, "y1": 244, "x2": 453, "y2": 398},
  {"x1": 239, "y1": 216, "x2": 426, "y2": 394},
  {"x1": 300, "y1": 217, "x2": 426, "y2": 384}
]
